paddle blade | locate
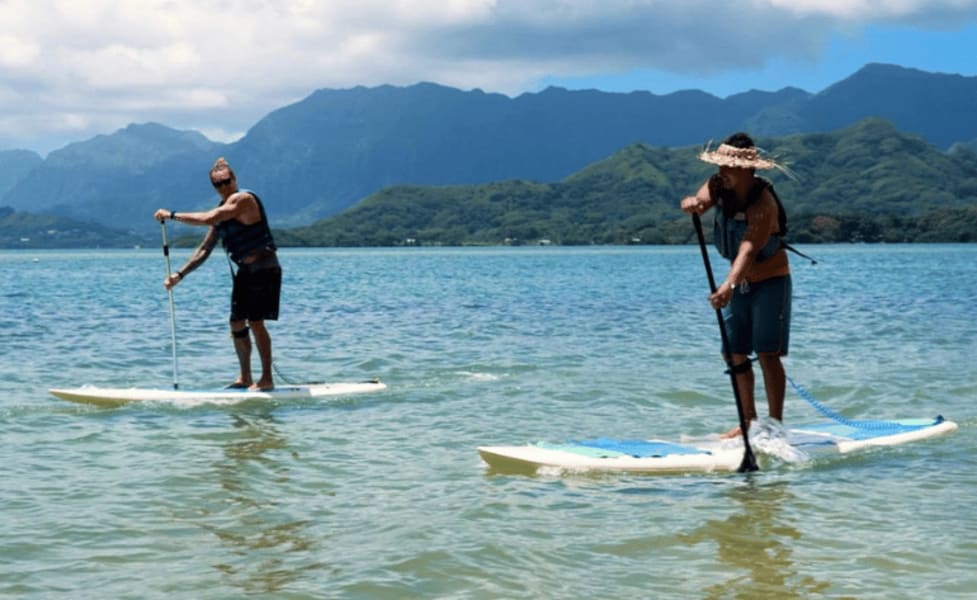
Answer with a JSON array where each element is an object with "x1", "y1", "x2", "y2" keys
[{"x1": 738, "y1": 446, "x2": 759, "y2": 473}]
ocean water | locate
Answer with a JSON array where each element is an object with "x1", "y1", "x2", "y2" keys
[{"x1": 1, "y1": 244, "x2": 975, "y2": 599}]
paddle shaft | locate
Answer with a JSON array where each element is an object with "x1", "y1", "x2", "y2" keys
[
  {"x1": 691, "y1": 213, "x2": 758, "y2": 472},
  {"x1": 159, "y1": 220, "x2": 180, "y2": 390}
]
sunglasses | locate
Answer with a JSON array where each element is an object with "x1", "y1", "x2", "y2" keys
[{"x1": 212, "y1": 177, "x2": 233, "y2": 188}]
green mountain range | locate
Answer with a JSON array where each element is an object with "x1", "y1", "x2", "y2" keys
[
  {"x1": 2, "y1": 64, "x2": 976, "y2": 248},
  {"x1": 0, "y1": 207, "x2": 146, "y2": 249},
  {"x1": 6, "y1": 118, "x2": 976, "y2": 248},
  {"x1": 283, "y1": 119, "x2": 977, "y2": 247},
  {"x1": 3, "y1": 63, "x2": 977, "y2": 239}
]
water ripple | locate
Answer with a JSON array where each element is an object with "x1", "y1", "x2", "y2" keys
[{"x1": 1, "y1": 245, "x2": 975, "y2": 598}]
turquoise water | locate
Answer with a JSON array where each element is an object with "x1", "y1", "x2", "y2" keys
[{"x1": 2, "y1": 245, "x2": 975, "y2": 599}]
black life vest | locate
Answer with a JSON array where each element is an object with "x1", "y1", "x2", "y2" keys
[
  {"x1": 712, "y1": 176, "x2": 816, "y2": 265},
  {"x1": 214, "y1": 188, "x2": 277, "y2": 266},
  {"x1": 713, "y1": 176, "x2": 785, "y2": 262}
]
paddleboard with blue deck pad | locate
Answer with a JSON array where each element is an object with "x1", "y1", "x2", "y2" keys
[
  {"x1": 478, "y1": 416, "x2": 958, "y2": 474},
  {"x1": 786, "y1": 417, "x2": 957, "y2": 454},
  {"x1": 49, "y1": 380, "x2": 387, "y2": 408}
]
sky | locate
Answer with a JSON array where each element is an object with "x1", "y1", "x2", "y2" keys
[{"x1": 2, "y1": 0, "x2": 977, "y2": 156}]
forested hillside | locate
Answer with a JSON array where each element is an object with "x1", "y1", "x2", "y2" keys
[{"x1": 284, "y1": 119, "x2": 977, "y2": 246}]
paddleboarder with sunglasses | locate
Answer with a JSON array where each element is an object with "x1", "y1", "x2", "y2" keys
[{"x1": 154, "y1": 157, "x2": 281, "y2": 391}]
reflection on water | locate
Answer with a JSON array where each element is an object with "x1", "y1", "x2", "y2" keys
[
  {"x1": 682, "y1": 479, "x2": 831, "y2": 599},
  {"x1": 198, "y1": 411, "x2": 324, "y2": 595},
  {"x1": 4, "y1": 247, "x2": 973, "y2": 598}
]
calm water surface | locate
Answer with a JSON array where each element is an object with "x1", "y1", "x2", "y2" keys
[{"x1": 1, "y1": 245, "x2": 975, "y2": 599}]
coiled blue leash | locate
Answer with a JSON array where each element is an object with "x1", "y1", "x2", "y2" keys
[{"x1": 787, "y1": 375, "x2": 942, "y2": 432}]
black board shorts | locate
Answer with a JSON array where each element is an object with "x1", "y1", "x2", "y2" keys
[{"x1": 229, "y1": 263, "x2": 282, "y2": 322}]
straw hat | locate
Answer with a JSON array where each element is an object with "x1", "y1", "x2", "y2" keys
[{"x1": 698, "y1": 143, "x2": 779, "y2": 170}]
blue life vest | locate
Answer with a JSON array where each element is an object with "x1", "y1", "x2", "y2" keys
[
  {"x1": 215, "y1": 188, "x2": 277, "y2": 266},
  {"x1": 713, "y1": 177, "x2": 785, "y2": 262}
]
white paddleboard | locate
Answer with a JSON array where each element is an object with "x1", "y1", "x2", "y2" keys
[
  {"x1": 49, "y1": 380, "x2": 387, "y2": 408},
  {"x1": 478, "y1": 417, "x2": 958, "y2": 475}
]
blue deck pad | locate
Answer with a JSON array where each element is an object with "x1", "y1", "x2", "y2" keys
[
  {"x1": 571, "y1": 438, "x2": 710, "y2": 458},
  {"x1": 793, "y1": 418, "x2": 941, "y2": 441}
]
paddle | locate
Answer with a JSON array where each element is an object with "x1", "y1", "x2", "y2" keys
[
  {"x1": 691, "y1": 213, "x2": 758, "y2": 473},
  {"x1": 159, "y1": 220, "x2": 180, "y2": 390}
]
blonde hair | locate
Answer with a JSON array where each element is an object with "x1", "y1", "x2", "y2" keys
[{"x1": 209, "y1": 156, "x2": 236, "y2": 180}]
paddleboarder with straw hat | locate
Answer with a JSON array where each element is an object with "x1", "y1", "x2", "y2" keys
[{"x1": 681, "y1": 132, "x2": 794, "y2": 440}]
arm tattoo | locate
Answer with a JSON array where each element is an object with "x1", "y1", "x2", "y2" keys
[{"x1": 179, "y1": 228, "x2": 218, "y2": 277}]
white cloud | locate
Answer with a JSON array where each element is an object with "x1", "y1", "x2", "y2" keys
[
  {"x1": 1, "y1": 0, "x2": 976, "y2": 153},
  {"x1": 194, "y1": 126, "x2": 245, "y2": 145},
  {"x1": 767, "y1": 0, "x2": 977, "y2": 21},
  {"x1": 67, "y1": 43, "x2": 201, "y2": 90},
  {"x1": 0, "y1": 34, "x2": 40, "y2": 68}
]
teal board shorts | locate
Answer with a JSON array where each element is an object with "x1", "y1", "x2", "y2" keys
[{"x1": 721, "y1": 275, "x2": 791, "y2": 356}]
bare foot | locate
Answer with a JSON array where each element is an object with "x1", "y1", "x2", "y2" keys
[
  {"x1": 249, "y1": 380, "x2": 274, "y2": 391},
  {"x1": 225, "y1": 380, "x2": 252, "y2": 389},
  {"x1": 720, "y1": 426, "x2": 742, "y2": 439}
]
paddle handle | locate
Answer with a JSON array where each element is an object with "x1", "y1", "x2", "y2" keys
[
  {"x1": 691, "y1": 213, "x2": 757, "y2": 472},
  {"x1": 160, "y1": 220, "x2": 180, "y2": 390}
]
